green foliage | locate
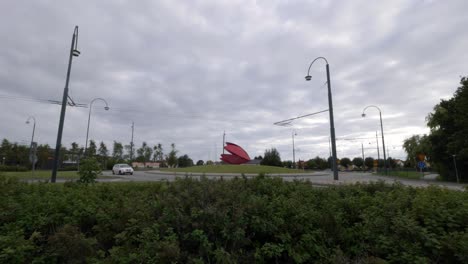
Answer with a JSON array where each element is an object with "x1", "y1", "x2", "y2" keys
[
  {"x1": 403, "y1": 134, "x2": 431, "y2": 167},
  {"x1": 178, "y1": 154, "x2": 194, "y2": 167},
  {"x1": 0, "y1": 177, "x2": 467, "y2": 263},
  {"x1": 365, "y1": 157, "x2": 374, "y2": 169},
  {"x1": 166, "y1": 143, "x2": 178, "y2": 168},
  {"x1": 86, "y1": 140, "x2": 97, "y2": 157},
  {"x1": 261, "y1": 148, "x2": 282, "y2": 167},
  {"x1": 352, "y1": 157, "x2": 364, "y2": 168},
  {"x1": 423, "y1": 76, "x2": 468, "y2": 181},
  {"x1": 0, "y1": 165, "x2": 28, "y2": 172},
  {"x1": 196, "y1": 160, "x2": 204, "y2": 166},
  {"x1": 340, "y1": 157, "x2": 352, "y2": 168},
  {"x1": 77, "y1": 158, "x2": 101, "y2": 184}
]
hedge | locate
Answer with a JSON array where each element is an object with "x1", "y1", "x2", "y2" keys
[{"x1": 0, "y1": 176, "x2": 467, "y2": 263}]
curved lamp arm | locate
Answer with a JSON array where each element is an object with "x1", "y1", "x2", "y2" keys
[
  {"x1": 90, "y1": 97, "x2": 110, "y2": 110},
  {"x1": 305, "y1": 57, "x2": 329, "y2": 80},
  {"x1": 26, "y1": 116, "x2": 36, "y2": 125},
  {"x1": 361, "y1": 105, "x2": 381, "y2": 117}
]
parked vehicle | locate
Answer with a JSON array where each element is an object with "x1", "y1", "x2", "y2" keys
[{"x1": 112, "y1": 164, "x2": 134, "y2": 175}]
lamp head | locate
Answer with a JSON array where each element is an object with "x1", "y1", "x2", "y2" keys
[
  {"x1": 73, "y1": 49, "x2": 80, "y2": 57},
  {"x1": 361, "y1": 113, "x2": 366, "y2": 118},
  {"x1": 104, "y1": 106, "x2": 110, "y2": 111},
  {"x1": 305, "y1": 75, "x2": 312, "y2": 81}
]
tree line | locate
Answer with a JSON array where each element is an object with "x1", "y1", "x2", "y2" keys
[
  {"x1": 260, "y1": 147, "x2": 400, "y2": 170},
  {"x1": 0, "y1": 139, "x2": 197, "y2": 170}
]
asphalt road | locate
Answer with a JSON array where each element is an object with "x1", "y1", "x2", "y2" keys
[{"x1": 100, "y1": 170, "x2": 467, "y2": 191}]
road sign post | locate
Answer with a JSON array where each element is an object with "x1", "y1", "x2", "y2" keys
[{"x1": 417, "y1": 161, "x2": 426, "y2": 179}]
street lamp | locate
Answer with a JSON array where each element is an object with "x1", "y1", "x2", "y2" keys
[
  {"x1": 292, "y1": 131, "x2": 297, "y2": 169},
  {"x1": 51, "y1": 26, "x2": 80, "y2": 183},
  {"x1": 26, "y1": 116, "x2": 36, "y2": 177},
  {"x1": 305, "y1": 57, "x2": 339, "y2": 180},
  {"x1": 84, "y1": 98, "x2": 110, "y2": 156},
  {"x1": 362, "y1": 105, "x2": 387, "y2": 175},
  {"x1": 452, "y1": 155, "x2": 460, "y2": 183}
]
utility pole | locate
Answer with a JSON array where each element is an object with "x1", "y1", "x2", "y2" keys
[
  {"x1": 292, "y1": 131, "x2": 297, "y2": 169},
  {"x1": 130, "y1": 122, "x2": 134, "y2": 161},
  {"x1": 361, "y1": 142, "x2": 365, "y2": 161},
  {"x1": 51, "y1": 26, "x2": 80, "y2": 183},
  {"x1": 376, "y1": 131, "x2": 380, "y2": 161},
  {"x1": 222, "y1": 131, "x2": 225, "y2": 154}
]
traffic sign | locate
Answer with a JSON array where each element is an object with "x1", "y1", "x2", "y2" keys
[{"x1": 417, "y1": 161, "x2": 426, "y2": 169}]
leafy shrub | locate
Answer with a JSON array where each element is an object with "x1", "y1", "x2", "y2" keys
[
  {"x1": 0, "y1": 165, "x2": 28, "y2": 172},
  {"x1": 0, "y1": 177, "x2": 466, "y2": 263},
  {"x1": 77, "y1": 158, "x2": 101, "y2": 184}
]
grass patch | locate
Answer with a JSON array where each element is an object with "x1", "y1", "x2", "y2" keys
[
  {"x1": 1, "y1": 170, "x2": 114, "y2": 180},
  {"x1": 160, "y1": 165, "x2": 306, "y2": 174}
]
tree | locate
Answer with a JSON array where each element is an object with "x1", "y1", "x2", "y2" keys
[
  {"x1": 166, "y1": 143, "x2": 178, "y2": 168},
  {"x1": 364, "y1": 157, "x2": 374, "y2": 169},
  {"x1": 0, "y1": 139, "x2": 12, "y2": 165},
  {"x1": 178, "y1": 154, "x2": 194, "y2": 168},
  {"x1": 424, "y1": 76, "x2": 468, "y2": 181},
  {"x1": 305, "y1": 159, "x2": 316, "y2": 169},
  {"x1": 153, "y1": 143, "x2": 163, "y2": 162},
  {"x1": 196, "y1": 160, "x2": 204, "y2": 166},
  {"x1": 387, "y1": 157, "x2": 397, "y2": 168},
  {"x1": 98, "y1": 141, "x2": 109, "y2": 169},
  {"x1": 112, "y1": 141, "x2": 124, "y2": 160},
  {"x1": 340, "y1": 157, "x2": 352, "y2": 168},
  {"x1": 312, "y1": 156, "x2": 328, "y2": 170},
  {"x1": 70, "y1": 142, "x2": 80, "y2": 162},
  {"x1": 402, "y1": 135, "x2": 431, "y2": 168},
  {"x1": 87, "y1": 140, "x2": 97, "y2": 157},
  {"x1": 352, "y1": 157, "x2": 364, "y2": 168},
  {"x1": 36, "y1": 144, "x2": 51, "y2": 169},
  {"x1": 136, "y1": 142, "x2": 145, "y2": 162},
  {"x1": 124, "y1": 144, "x2": 135, "y2": 162},
  {"x1": 143, "y1": 143, "x2": 153, "y2": 163},
  {"x1": 282, "y1": 160, "x2": 293, "y2": 169},
  {"x1": 98, "y1": 141, "x2": 108, "y2": 157},
  {"x1": 206, "y1": 160, "x2": 214, "y2": 165},
  {"x1": 260, "y1": 148, "x2": 282, "y2": 167}
]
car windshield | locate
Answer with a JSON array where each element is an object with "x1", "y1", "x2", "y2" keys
[{"x1": 120, "y1": 164, "x2": 130, "y2": 168}]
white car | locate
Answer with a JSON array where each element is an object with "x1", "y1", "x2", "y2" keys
[{"x1": 112, "y1": 164, "x2": 134, "y2": 175}]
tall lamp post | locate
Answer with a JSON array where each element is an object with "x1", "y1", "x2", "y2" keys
[
  {"x1": 51, "y1": 26, "x2": 80, "y2": 183},
  {"x1": 26, "y1": 116, "x2": 36, "y2": 177},
  {"x1": 292, "y1": 131, "x2": 297, "y2": 169},
  {"x1": 84, "y1": 98, "x2": 110, "y2": 156},
  {"x1": 305, "y1": 57, "x2": 339, "y2": 180},
  {"x1": 362, "y1": 105, "x2": 387, "y2": 175}
]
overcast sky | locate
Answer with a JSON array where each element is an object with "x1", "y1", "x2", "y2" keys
[{"x1": 1, "y1": 0, "x2": 467, "y2": 163}]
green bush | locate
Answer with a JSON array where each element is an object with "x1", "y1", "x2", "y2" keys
[
  {"x1": 0, "y1": 177, "x2": 466, "y2": 263},
  {"x1": 77, "y1": 158, "x2": 101, "y2": 184},
  {"x1": 0, "y1": 165, "x2": 28, "y2": 172}
]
